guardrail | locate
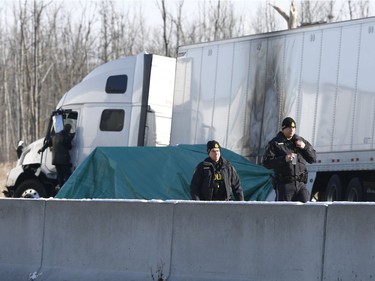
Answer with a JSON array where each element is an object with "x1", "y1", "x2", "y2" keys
[{"x1": 0, "y1": 199, "x2": 373, "y2": 281}]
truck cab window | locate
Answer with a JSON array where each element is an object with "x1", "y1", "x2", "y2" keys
[
  {"x1": 64, "y1": 111, "x2": 78, "y2": 133},
  {"x1": 100, "y1": 109, "x2": 125, "y2": 131},
  {"x1": 105, "y1": 75, "x2": 128, "y2": 94}
]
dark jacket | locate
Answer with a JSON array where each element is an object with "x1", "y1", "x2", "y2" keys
[
  {"x1": 40, "y1": 130, "x2": 73, "y2": 166},
  {"x1": 51, "y1": 130, "x2": 73, "y2": 165},
  {"x1": 190, "y1": 157, "x2": 244, "y2": 201},
  {"x1": 263, "y1": 132, "x2": 316, "y2": 179}
]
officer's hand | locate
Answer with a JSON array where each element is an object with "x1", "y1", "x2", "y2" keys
[
  {"x1": 285, "y1": 153, "x2": 294, "y2": 162},
  {"x1": 295, "y1": 139, "x2": 305, "y2": 149},
  {"x1": 37, "y1": 149, "x2": 42, "y2": 154}
]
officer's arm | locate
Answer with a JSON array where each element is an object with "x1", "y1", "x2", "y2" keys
[
  {"x1": 298, "y1": 140, "x2": 316, "y2": 164},
  {"x1": 38, "y1": 137, "x2": 52, "y2": 153},
  {"x1": 231, "y1": 166, "x2": 244, "y2": 201},
  {"x1": 190, "y1": 165, "x2": 202, "y2": 200},
  {"x1": 263, "y1": 143, "x2": 286, "y2": 169}
]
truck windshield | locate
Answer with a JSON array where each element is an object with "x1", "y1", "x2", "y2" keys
[{"x1": 44, "y1": 109, "x2": 78, "y2": 141}]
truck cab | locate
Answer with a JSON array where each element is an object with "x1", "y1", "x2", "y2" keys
[{"x1": 4, "y1": 52, "x2": 176, "y2": 198}]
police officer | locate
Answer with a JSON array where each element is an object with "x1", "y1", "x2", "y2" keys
[
  {"x1": 38, "y1": 123, "x2": 74, "y2": 189},
  {"x1": 263, "y1": 117, "x2": 316, "y2": 202},
  {"x1": 190, "y1": 140, "x2": 244, "y2": 201}
]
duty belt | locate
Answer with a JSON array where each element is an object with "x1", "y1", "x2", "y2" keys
[{"x1": 280, "y1": 173, "x2": 307, "y2": 183}]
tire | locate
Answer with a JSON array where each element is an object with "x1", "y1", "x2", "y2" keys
[
  {"x1": 14, "y1": 179, "x2": 48, "y2": 198},
  {"x1": 345, "y1": 177, "x2": 363, "y2": 202},
  {"x1": 323, "y1": 175, "x2": 342, "y2": 201}
]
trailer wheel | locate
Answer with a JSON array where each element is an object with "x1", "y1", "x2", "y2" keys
[
  {"x1": 324, "y1": 175, "x2": 342, "y2": 201},
  {"x1": 345, "y1": 178, "x2": 363, "y2": 202},
  {"x1": 14, "y1": 179, "x2": 47, "y2": 198}
]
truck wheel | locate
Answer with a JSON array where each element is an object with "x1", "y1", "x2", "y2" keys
[
  {"x1": 14, "y1": 179, "x2": 47, "y2": 198},
  {"x1": 345, "y1": 178, "x2": 363, "y2": 201},
  {"x1": 324, "y1": 175, "x2": 342, "y2": 201}
]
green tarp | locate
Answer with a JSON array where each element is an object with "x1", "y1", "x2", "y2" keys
[{"x1": 56, "y1": 145, "x2": 274, "y2": 201}]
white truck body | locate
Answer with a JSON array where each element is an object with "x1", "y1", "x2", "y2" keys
[
  {"x1": 170, "y1": 17, "x2": 375, "y2": 201},
  {"x1": 7, "y1": 17, "x2": 375, "y2": 201},
  {"x1": 5, "y1": 53, "x2": 176, "y2": 197}
]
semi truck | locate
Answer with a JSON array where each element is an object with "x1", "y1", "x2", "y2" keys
[
  {"x1": 5, "y1": 16, "x2": 375, "y2": 201},
  {"x1": 170, "y1": 16, "x2": 375, "y2": 202},
  {"x1": 4, "y1": 53, "x2": 176, "y2": 197}
]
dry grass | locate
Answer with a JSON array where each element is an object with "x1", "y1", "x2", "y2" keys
[{"x1": 0, "y1": 162, "x2": 16, "y2": 197}]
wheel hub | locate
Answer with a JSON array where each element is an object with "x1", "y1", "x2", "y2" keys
[{"x1": 21, "y1": 189, "x2": 40, "y2": 198}]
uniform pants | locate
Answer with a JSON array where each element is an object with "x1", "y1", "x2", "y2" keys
[
  {"x1": 55, "y1": 165, "x2": 72, "y2": 188},
  {"x1": 276, "y1": 180, "x2": 309, "y2": 203}
]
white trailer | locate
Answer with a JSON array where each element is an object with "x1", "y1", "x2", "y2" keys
[
  {"x1": 6, "y1": 17, "x2": 375, "y2": 201},
  {"x1": 5, "y1": 53, "x2": 176, "y2": 197},
  {"x1": 170, "y1": 17, "x2": 375, "y2": 201}
]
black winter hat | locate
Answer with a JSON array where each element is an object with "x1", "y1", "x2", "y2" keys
[
  {"x1": 207, "y1": 140, "x2": 221, "y2": 154},
  {"x1": 282, "y1": 117, "x2": 296, "y2": 129}
]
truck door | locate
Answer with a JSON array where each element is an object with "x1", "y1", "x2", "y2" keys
[{"x1": 73, "y1": 104, "x2": 131, "y2": 167}]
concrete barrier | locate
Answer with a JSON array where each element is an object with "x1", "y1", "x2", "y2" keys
[
  {"x1": 1, "y1": 199, "x2": 375, "y2": 281},
  {"x1": 170, "y1": 201, "x2": 327, "y2": 281},
  {"x1": 0, "y1": 199, "x2": 45, "y2": 281},
  {"x1": 40, "y1": 199, "x2": 174, "y2": 281},
  {"x1": 323, "y1": 202, "x2": 375, "y2": 281}
]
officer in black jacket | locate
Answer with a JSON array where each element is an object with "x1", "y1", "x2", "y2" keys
[
  {"x1": 38, "y1": 123, "x2": 74, "y2": 188},
  {"x1": 263, "y1": 117, "x2": 316, "y2": 202},
  {"x1": 190, "y1": 140, "x2": 244, "y2": 201}
]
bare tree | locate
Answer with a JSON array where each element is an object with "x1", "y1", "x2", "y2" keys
[
  {"x1": 0, "y1": 0, "x2": 97, "y2": 162},
  {"x1": 268, "y1": 1, "x2": 372, "y2": 29},
  {"x1": 251, "y1": 1, "x2": 279, "y2": 33},
  {"x1": 299, "y1": 1, "x2": 335, "y2": 25},
  {"x1": 182, "y1": 0, "x2": 244, "y2": 43},
  {"x1": 171, "y1": 0, "x2": 185, "y2": 56},
  {"x1": 0, "y1": 0, "x2": 373, "y2": 164},
  {"x1": 157, "y1": 0, "x2": 171, "y2": 57},
  {"x1": 98, "y1": 0, "x2": 150, "y2": 60},
  {"x1": 270, "y1": 0, "x2": 298, "y2": 29},
  {"x1": 347, "y1": 0, "x2": 371, "y2": 20}
]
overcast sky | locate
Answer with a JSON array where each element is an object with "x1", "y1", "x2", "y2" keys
[
  {"x1": 34, "y1": 0, "x2": 293, "y2": 24},
  {"x1": 1, "y1": 0, "x2": 372, "y2": 32},
  {"x1": 55, "y1": 0, "x2": 373, "y2": 28}
]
